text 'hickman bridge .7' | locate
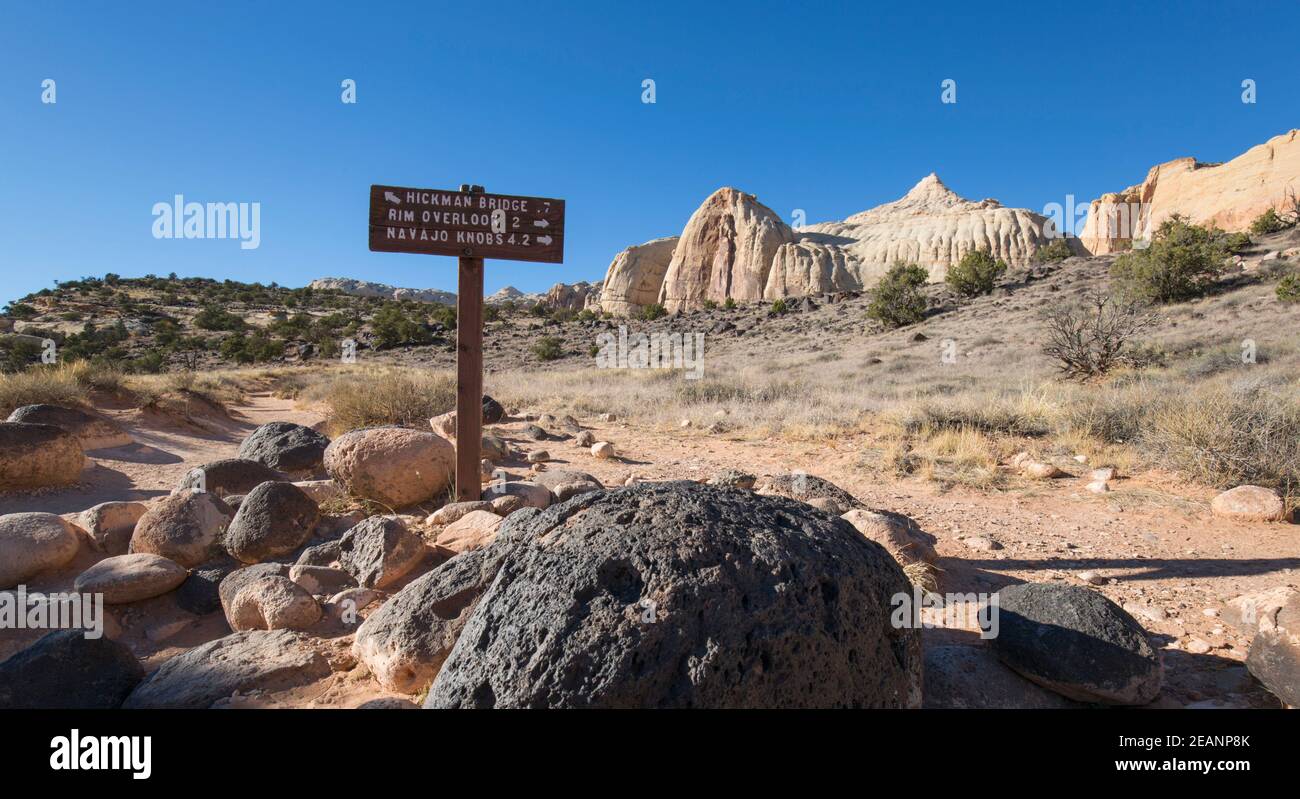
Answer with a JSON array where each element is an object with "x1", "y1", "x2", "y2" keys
[{"x1": 367, "y1": 184, "x2": 565, "y2": 263}]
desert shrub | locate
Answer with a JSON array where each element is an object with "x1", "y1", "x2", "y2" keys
[
  {"x1": 1276, "y1": 274, "x2": 1300, "y2": 303},
  {"x1": 219, "y1": 331, "x2": 284, "y2": 364},
  {"x1": 1109, "y1": 215, "x2": 1229, "y2": 303},
  {"x1": 1219, "y1": 230, "x2": 1252, "y2": 253},
  {"x1": 1041, "y1": 293, "x2": 1156, "y2": 380},
  {"x1": 0, "y1": 337, "x2": 44, "y2": 374},
  {"x1": 1033, "y1": 238, "x2": 1074, "y2": 263},
  {"x1": 532, "y1": 336, "x2": 563, "y2": 361},
  {"x1": 639, "y1": 303, "x2": 667, "y2": 321},
  {"x1": 370, "y1": 303, "x2": 431, "y2": 349},
  {"x1": 3, "y1": 303, "x2": 38, "y2": 319},
  {"x1": 576, "y1": 309, "x2": 597, "y2": 322},
  {"x1": 769, "y1": 299, "x2": 788, "y2": 315},
  {"x1": 1250, "y1": 207, "x2": 1294, "y2": 236},
  {"x1": 193, "y1": 305, "x2": 246, "y2": 331},
  {"x1": 310, "y1": 369, "x2": 456, "y2": 434},
  {"x1": 427, "y1": 304, "x2": 457, "y2": 330},
  {"x1": 866, "y1": 262, "x2": 928, "y2": 329},
  {"x1": 528, "y1": 302, "x2": 550, "y2": 318},
  {"x1": 723, "y1": 297, "x2": 736, "y2": 310},
  {"x1": 701, "y1": 299, "x2": 718, "y2": 310},
  {"x1": 945, "y1": 250, "x2": 1006, "y2": 297},
  {"x1": 1142, "y1": 377, "x2": 1300, "y2": 495}
]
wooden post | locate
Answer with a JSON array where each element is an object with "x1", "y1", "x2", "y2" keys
[{"x1": 455, "y1": 253, "x2": 484, "y2": 501}]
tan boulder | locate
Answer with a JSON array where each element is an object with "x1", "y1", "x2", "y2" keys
[
  {"x1": 77, "y1": 501, "x2": 149, "y2": 555},
  {"x1": 426, "y1": 500, "x2": 493, "y2": 526},
  {"x1": 0, "y1": 512, "x2": 82, "y2": 588},
  {"x1": 1021, "y1": 461, "x2": 1065, "y2": 479},
  {"x1": 227, "y1": 575, "x2": 321, "y2": 631},
  {"x1": 1225, "y1": 587, "x2": 1299, "y2": 633},
  {"x1": 434, "y1": 510, "x2": 503, "y2": 555},
  {"x1": 324, "y1": 427, "x2": 455, "y2": 508},
  {"x1": 129, "y1": 491, "x2": 233, "y2": 568},
  {"x1": 1210, "y1": 485, "x2": 1286, "y2": 522},
  {"x1": 592, "y1": 441, "x2": 616, "y2": 460},
  {"x1": 73, "y1": 553, "x2": 187, "y2": 604},
  {"x1": 841, "y1": 509, "x2": 938, "y2": 566},
  {"x1": 0, "y1": 421, "x2": 85, "y2": 491}
]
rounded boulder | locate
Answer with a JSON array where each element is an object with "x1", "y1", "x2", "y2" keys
[
  {"x1": 6, "y1": 404, "x2": 132, "y2": 450},
  {"x1": 426, "y1": 481, "x2": 922, "y2": 708},
  {"x1": 0, "y1": 512, "x2": 82, "y2": 589},
  {"x1": 130, "y1": 492, "x2": 233, "y2": 568},
  {"x1": 0, "y1": 422, "x2": 85, "y2": 491},
  {"x1": 1211, "y1": 485, "x2": 1286, "y2": 523},
  {"x1": 989, "y1": 582, "x2": 1163, "y2": 705},
  {"x1": 73, "y1": 553, "x2": 188, "y2": 604},
  {"x1": 237, "y1": 421, "x2": 331, "y2": 475},
  {"x1": 224, "y1": 481, "x2": 320, "y2": 564},
  {"x1": 324, "y1": 427, "x2": 455, "y2": 508}
]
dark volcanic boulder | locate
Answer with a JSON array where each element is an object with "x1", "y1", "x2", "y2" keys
[
  {"x1": 176, "y1": 458, "x2": 287, "y2": 498},
  {"x1": 481, "y1": 395, "x2": 505, "y2": 425},
  {"x1": 237, "y1": 421, "x2": 331, "y2": 475},
  {"x1": 224, "y1": 481, "x2": 320, "y2": 563},
  {"x1": 759, "y1": 473, "x2": 864, "y2": 510},
  {"x1": 176, "y1": 557, "x2": 239, "y2": 615},
  {"x1": 0, "y1": 630, "x2": 144, "y2": 709},
  {"x1": 989, "y1": 582, "x2": 1163, "y2": 705},
  {"x1": 6, "y1": 404, "x2": 131, "y2": 450},
  {"x1": 426, "y1": 481, "x2": 921, "y2": 709},
  {"x1": 337, "y1": 516, "x2": 427, "y2": 589}
]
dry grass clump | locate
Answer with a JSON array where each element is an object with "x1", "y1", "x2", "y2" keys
[
  {"x1": 1142, "y1": 375, "x2": 1300, "y2": 495},
  {"x1": 0, "y1": 361, "x2": 128, "y2": 415},
  {"x1": 305, "y1": 367, "x2": 456, "y2": 435}
]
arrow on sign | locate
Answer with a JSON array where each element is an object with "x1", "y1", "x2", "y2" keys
[
  {"x1": 384, "y1": 191, "x2": 402, "y2": 204},
  {"x1": 532, "y1": 219, "x2": 549, "y2": 228},
  {"x1": 536, "y1": 235, "x2": 553, "y2": 245}
]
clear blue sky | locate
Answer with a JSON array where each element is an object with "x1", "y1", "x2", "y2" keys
[{"x1": 1, "y1": 0, "x2": 1297, "y2": 306}]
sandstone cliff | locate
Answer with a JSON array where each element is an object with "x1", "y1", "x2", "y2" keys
[
  {"x1": 1080, "y1": 129, "x2": 1300, "y2": 254},
  {"x1": 597, "y1": 176, "x2": 1057, "y2": 314},
  {"x1": 657, "y1": 189, "x2": 794, "y2": 312},
  {"x1": 597, "y1": 237, "x2": 679, "y2": 315},
  {"x1": 308, "y1": 278, "x2": 457, "y2": 305},
  {"x1": 543, "y1": 280, "x2": 601, "y2": 311},
  {"x1": 793, "y1": 173, "x2": 1056, "y2": 288}
]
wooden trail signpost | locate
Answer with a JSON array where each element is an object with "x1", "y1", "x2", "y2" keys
[{"x1": 368, "y1": 183, "x2": 565, "y2": 501}]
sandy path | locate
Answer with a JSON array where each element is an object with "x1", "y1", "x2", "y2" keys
[{"x1": 0, "y1": 393, "x2": 324, "y2": 517}]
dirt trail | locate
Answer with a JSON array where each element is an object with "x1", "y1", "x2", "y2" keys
[{"x1": 0, "y1": 393, "x2": 324, "y2": 517}]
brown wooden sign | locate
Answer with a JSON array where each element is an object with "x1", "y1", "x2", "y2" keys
[
  {"x1": 367, "y1": 183, "x2": 565, "y2": 503},
  {"x1": 368, "y1": 184, "x2": 564, "y2": 263}
]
